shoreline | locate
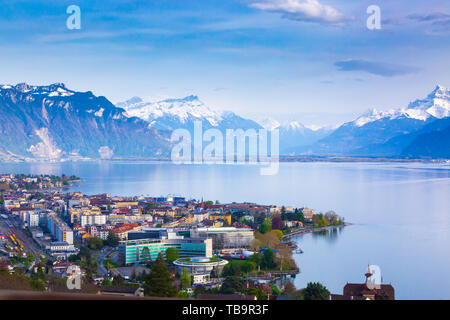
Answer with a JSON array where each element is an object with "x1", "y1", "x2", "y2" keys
[
  {"x1": 0, "y1": 158, "x2": 449, "y2": 164},
  {"x1": 282, "y1": 222, "x2": 351, "y2": 240}
]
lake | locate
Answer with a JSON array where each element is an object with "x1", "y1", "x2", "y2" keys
[{"x1": 1, "y1": 161, "x2": 449, "y2": 299}]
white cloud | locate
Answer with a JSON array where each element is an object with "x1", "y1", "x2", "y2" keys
[{"x1": 248, "y1": 0, "x2": 351, "y2": 25}]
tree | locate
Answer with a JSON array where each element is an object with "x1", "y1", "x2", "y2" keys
[
  {"x1": 177, "y1": 290, "x2": 189, "y2": 298},
  {"x1": 180, "y1": 267, "x2": 191, "y2": 289},
  {"x1": 262, "y1": 249, "x2": 276, "y2": 270},
  {"x1": 282, "y1": 281, "x2": 297, "y2": 296},
  {"x1": 244, "y1": 261, "x2": 257, "y2": 273},
  {"x1": 258, "y1": 218, "x2": 272, "y2": 234},
  {"x1": 303, "y1": 282, "x2": 330, "y2": 300},
  {"x1": 140, "y1": 247, "x2": 151, "y2": 263},
  {"x1": 155, "y1": 252, "x2": 166, "y2": 264},
  {"x1": 255, "y1": 231, "x2": 279, "y2": 249},
  {"x1": 249, "y1": 253, "x2": 263, "y2": 268},
  {"x1": 112, "y1": 273, "x2": 124, "y2": 286},
  {"x1": 166, "y1": 248, "x2": 179, "y2": 264},
  {"x1": 272, "y1": 229, "x2": 283, "y2": 240},
  {"x1": 105, "y1": 231, "x2": 120, "y2": 247},
  {"x1": 87, "y1": 237, "x2": 103, "y2": 250},
  {"x1": 194, "y1": 284, "x2": 207, "y2": 297},
  {"x1": 249, "y1": 239, "x2": 260, "y2": 251},
  {"x1": 143, "y1": 262, "x2": 177, "y2": 297},
  {"x1": 271, "y1": 215, "x2": 284, "y2": 230},
  {"x1": 276, "y1": 244, "x2": 296, "y2": 271},
  {"x1": 220, "y1": 276, "x2": 244, "y2": 294}
]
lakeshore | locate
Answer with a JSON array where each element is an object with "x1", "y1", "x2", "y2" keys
[{"x1": 282, "y1": 222, "x2": 350, "y2": 240}]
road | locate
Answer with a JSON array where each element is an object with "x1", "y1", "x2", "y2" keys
[{"x1": 96, "y1": 247, "x2": 113, "y2": 277}]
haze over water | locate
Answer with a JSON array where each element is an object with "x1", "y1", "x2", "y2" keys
[{"x1": 1, "y1": 161, "x2": 449, "y2": 299}]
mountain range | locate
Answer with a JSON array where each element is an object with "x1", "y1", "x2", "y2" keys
[
  {"x1": 0, "y1": 83, "x2": 448, "y2": 161},
  {"x1": 296, "y1": 85, "x2": 450, "y2": 158},
  {"x1": 0, "y1": 83, "x2": 170, "y2": 161}
]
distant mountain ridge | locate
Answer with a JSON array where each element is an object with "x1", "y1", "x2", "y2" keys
[
  {"x1": 0, "y1": 82, "x2": 448, "y2": 162},
  {"x1": 298, "y1": 85, "x2": 450, "y2": 158},
  {"x1": 0, "y1": 83, "x2": 170, "y2": 161},
  {"x1": 118, "y1": 95, "x2": 262, "y2": 133}
]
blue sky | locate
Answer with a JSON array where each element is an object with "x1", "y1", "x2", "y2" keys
[{"x1": 1, "y1": 0, "x2": 449, "y2": 126}]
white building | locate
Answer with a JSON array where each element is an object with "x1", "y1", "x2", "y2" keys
[
  {"x1": 27, "y1": 212, "x2": 40, "y2": 228},
  {"x1": 80, "y1": 214, "x2": 107, "y2": 227}
]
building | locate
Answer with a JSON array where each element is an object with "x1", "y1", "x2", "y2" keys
[
  {"x1": 69, "y1": 206, "x2": 101, "y2": 224},
  {"x1": 118, "y1": 237, "x2": 213, "y2": 266},
  {"x1": 173, "y1": 256, "x2": 228, "y2": 277},
  {"x1": 190, "y1": 227, "x2": 254, "y2": 250},
  {"x1": 330, "y1": 266, "x2": 395, "y2": 300},
  {"x1": 98, "y1": 286, "x2": 144, "y2": 297},
  {"x1": 26, "y1": 212, "x2": 40, "y2": 228},
  {"x1": 128, "y1": 228, "x2": 183, "y2": 241},
  {"x1": 47, "y1": 213, "x2": 74, "y2": 245},
  {"x1": 301, "y1": 208, "x2": 315, "y2": 221},
  {"x1": 80, "y1": 214, "x2": 107, "y2": 227}
]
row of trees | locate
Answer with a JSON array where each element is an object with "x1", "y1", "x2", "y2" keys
[{"x1": 311, "y1": 211, "x2": 343, "y2": 228}]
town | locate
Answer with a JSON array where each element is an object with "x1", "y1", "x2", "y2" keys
[{"x1": 0, "y1": 173, "x2": 392, "y2": 301}]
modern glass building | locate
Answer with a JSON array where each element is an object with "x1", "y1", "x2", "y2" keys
[
  {"x1": 189, "y1": 227, "x2": 254, "y2": 250},
  {"x1": 118, "y1": 237, "x2": 212, "y2": 266}
]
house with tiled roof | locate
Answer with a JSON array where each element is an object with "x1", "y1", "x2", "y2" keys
[{"x1": 330, "y1": 266, "x2": 395, "y2": 300}]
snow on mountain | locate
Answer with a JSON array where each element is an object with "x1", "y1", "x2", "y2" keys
[
  {"x1": 119, "y1": 95, "x2": 223, "y2": 128},
  {"x1": 257, "y1": 118, "x2": 281, "y2": 130},
  {"x1": 0, "y1": 83, "x2": 170, "y2": 161},
  {"x1": 117, "y1": 95, "x2": 261, "y2": 132},
  {"x1": 354, "y1": 85, "x2": 450, "y2": 127}
]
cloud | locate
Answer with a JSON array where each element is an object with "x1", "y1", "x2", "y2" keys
[
  {"x1": 334, "y1": 59, "x2": 418, "y2": 77},
  {"x1": 407, "y1": 12, "x2": 450, "y2": 22},
  {"x1": 406, "y1": 12, "x2": 450, "y2": 33},
  {"x1": 248, "y1": 0, "x2": 352, "y2": 26}
]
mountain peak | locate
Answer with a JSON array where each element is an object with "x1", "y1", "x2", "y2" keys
[{"x1": 0, "y1": 82, "x2": 73, "y2": 96}]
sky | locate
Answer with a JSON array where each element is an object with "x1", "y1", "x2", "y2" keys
[{"x1": 0, "y1": 0, "x2": 449, "y2": 127}]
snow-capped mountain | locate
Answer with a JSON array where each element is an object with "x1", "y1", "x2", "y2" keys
[
  {"x1": 302, "y1": 85, "x2": 450, "y2": 157},
  {"x1": 258, "y1": 118, "x2": 281, "y2": 131},
  {"x1": 353, "y1": 85, "x2": 450, "y2": 127},
  {"x1": 0, "y1": 83, "x2": 170, "y2": 161},
  {"x1": 256, "y1": 118, "x2": 333, "y2": 153},
  {"x1": 117, "y1": 95, "x2": 262, "y2": 132}
]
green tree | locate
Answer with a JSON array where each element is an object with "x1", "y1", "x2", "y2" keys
[
  {"x1": 143, "y1": 262, "x2": 177, "y2": 297},
  {"x1": 177, "y1": 290, "x2": 189, "y2": 298},
  {"x1": 220, "y1": 276, "x2": 244, "y2": 294},
  {"x1": 155, "y1": 252, "x2": 166, "y2": 264},
  {"x1": 262, "y1": 249, "x2": 276, "y2": 270},
  {"x1": 141, "y1": 247, "x2": 151, "y2": 263},
  {"x1": 105, "y1": 231, "x2": 120, "y2": 247},
  {"x1": 194, "y1": 284, "x2": 207, "y2": 297},
  {"x1": 258, "y1": 218, "x2": 272, "y2": 234},
  {"x1": 165, "y1": 247, "x2": 179, "y2": 264},
  {"x1": 303, "y1": 282, "x2": 330, "y2": 300},
  {"x1": 30, "y1": 279, "x2": 46, "y2": 291},
  {"x1": 87, "y1": 237, "x2": 104, "y2": 250},
  {"x1": 244, "y1": 261, "x2": 257, "y2": 273},
  {"x1": 112, "y1": 273, "x2": 124, "y2": 286},
  {"x1": 180, "y1": 267, "x2": 192, "y2": 289}
]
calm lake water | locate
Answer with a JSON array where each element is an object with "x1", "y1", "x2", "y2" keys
[{"x1": 1, "y1": 161, "x2": 449, "y2": 299}]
